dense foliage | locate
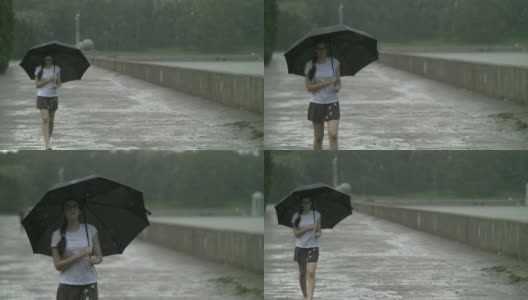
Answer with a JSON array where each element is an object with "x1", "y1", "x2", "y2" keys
[
  {"x1": 11, "y1": 0, "x2": 263, "y2": 58},
  {"x1": 266, "y1": 151, "x2": 528, "y2": 203},
  {"x1": 0, "y1": 0, "x2": 15, "y2": 73},
  {"x1": 0, "y1": 151, "x2": 263, "y2": 213},
  {"x1": 273, "y1": 0, "x2": 528, "y2": 50}
]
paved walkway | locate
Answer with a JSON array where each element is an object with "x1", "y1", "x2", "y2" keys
[
  {"x1": 0, "y1": 61, "x2": 262, "y2": 150},
  {"x1": 264, "y1": 53, "x2": 528, "y2": 150},
  {"x1": 0, "y1": 216, "x2": 263, "y2": 300},
  {"x1": 264, "y1": 207, "x2": 528, "y2": 299}
]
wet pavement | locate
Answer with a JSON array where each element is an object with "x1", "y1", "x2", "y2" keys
[
  {"x1": 264, "y1": 53, "x2": 528, "y2": 150},
  {"x1": 0, "y1": 216, "x2": 263, "y2": 300},
  {"x1": 0, "y1": 61, "x2": 262, "y2": 150},
  {"x1": 264, "y1": 207, "x2": 528, "y2": 300}
]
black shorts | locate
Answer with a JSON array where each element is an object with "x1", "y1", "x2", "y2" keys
[
  {"x1": 56, "y1": 283, "x2": 98, "y2": 300},
  {"x1": 37, "y1": 96, "x2": 58, "y2": 111},
  {"x1": 307, "y1": 102, "x2": 340, "y2": 123},
  {"x1": 294, "y1": 247, "x2": 319, "y2": 264}
]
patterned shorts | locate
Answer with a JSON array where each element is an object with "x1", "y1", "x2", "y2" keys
[
  {"x1": 294, "y1": 247, "x2": 319, "y2": 264},
  {"x1": 307, "y1": 102, "x2": 340, "y2": 123},
  {"x1": 37, "y1": 96, "x2": 58, "y2": 111},
  {"x1": 56, "y1": 283, "x2": 98, "y2": 300}
]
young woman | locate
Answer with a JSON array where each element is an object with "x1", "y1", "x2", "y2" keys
[
  {"x1": 51, "y1": 200, "x2": 103, "y2": 300},
  {"x1": 34, "y1": 55, "x2": 61, "y2": 150},
  {"x1": 304, "y1": 41, "x2": 341, "y2": 150},
  {"x1": 291, "y1": 196, "x2": 321, "y2": 300}
]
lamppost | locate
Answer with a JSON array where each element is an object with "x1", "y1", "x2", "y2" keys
[
  {"x1": 75, "y1": 12, "x2": 80, "y2": 45},
  {"x1": 332, "y1": 154, "x2": 338, "y2": 187},
  {"x1": 338, "y1": 2, "x2": 344, "y2": 25},
  {"x1": 525, "y1": 183, "x2": 528, "y2": 206}
]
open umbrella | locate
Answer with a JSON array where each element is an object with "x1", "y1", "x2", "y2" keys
[
  {"x1": 22, "y1": 175, "x2": 150, "y2": 256},
  {"x1": 19, "y1": 40, "x2": 91, "y2": 83},
  {"x1": 284, "y1": 24, "x2": 378, "y2": 77},
  {"x1": 274, "y1": 183, "x2": 352, "y2": 229}
]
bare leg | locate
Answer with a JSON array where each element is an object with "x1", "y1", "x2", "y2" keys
[
  {"x1": 49, "y1": 110, "x2": 56, "y2": 138},
  {"x1": 312, "y1": 122, "x2": 324, "y2": 150},
  {"x1": 40, "y1": 109, "x2": 51, "y2": 149},
  {"x1": 307, "y1": 262, "x2": 317, "y2": 300},
  {"x1": 327, "y1": 120, "x2": 339, "y2": 150},
  {"x1": 298, "y1": 262, "x2": 307, "y2": 299}
]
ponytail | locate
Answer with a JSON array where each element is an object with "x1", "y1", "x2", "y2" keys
[
  {"x1": 37, "y1": 62, "x2": 45, "y2": 80},
  {"x1": 308, "y1": 53, "x2": 317, "y2": 81},
  {"x1": 56, "y1": 217, "x2": 67, "y2": 258}
]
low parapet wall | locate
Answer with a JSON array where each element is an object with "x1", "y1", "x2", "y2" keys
[
  {"x1": 139, "y1": 221, "x2": 263, "y2": 273},
  {"x1": 353, "y1": 201, "x2": 528, "y2": 260},
  {"x1": 379, "y1": 52, "x2": 528, "y2": 105},
  {"x1": 90, "y1": 57, "x2": 263, "y2": 113}
]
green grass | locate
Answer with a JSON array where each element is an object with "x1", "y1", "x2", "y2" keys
[
  {"x1": 482, "y1": 265, "x2": 528, "y2": 284},
  {"x1": 209, "y1": 276, "x2": 263, "y2": 297},
  {"x1": 223, "y1": 122, "x2": 264, "y2": 140},
  {"x1": 515, "y1": 120, "x2": 528, "y2": 130},
  {"x1": 489, "y1": 112, "x2": 528, "y2": 131}
]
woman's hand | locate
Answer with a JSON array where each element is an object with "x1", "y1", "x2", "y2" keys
[
  {"x1": 78, "y1": 246, "x2": 93, "y2": 257},
  {"x1": 325, "y1": 77, "x2": 337, "y2": 85},
  {"x1": 88, "y1": 255, "x2": 102, "y2": 265},
  {"x1": 315, "y1": 230, "x2": 321, "y2": 238}
]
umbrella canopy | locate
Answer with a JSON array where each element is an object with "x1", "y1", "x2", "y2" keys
[
  {"x1": 22, "y1": 175, "x2": 150, "y2": 256},
  {"x1": 274, "y1": 183, "x2": 352, "y2": 229},
  {"x1": 19, "y1": 40, "x2": 91, "y2": 83},
  {"x1": 284, "y1": 24, "x2": 378, "y2": 77}
]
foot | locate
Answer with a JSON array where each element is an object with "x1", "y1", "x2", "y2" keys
[{"x1": 46, "y1": 147, "x2": 52, "y2": 150}]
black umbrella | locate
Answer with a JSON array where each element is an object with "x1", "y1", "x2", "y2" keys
[
  {"x1": 19, "y1": 40, "x2": 91, "y2": 83},
  {"x1": 284, "y1": 24, "x2": 378, "y2": 77},
  {"x1": 274, "y1": 183, "x2": 352, "y2": 229},
  {"x1": 22, "y1": 175, "x2": 150, "y2": 256}
]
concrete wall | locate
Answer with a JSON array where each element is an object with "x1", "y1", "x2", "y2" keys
[
  {"x1": 139, "y1": 221, "x2": 263, "y2": 273},
  {"x1": 379, "y1": 52, "x2": 528, "y2": 105},
  {"x1": 353, "y1": 201, "x2": 528, "y2": 260},
  {"x1": 97, "y1": 55, "x2": 262, "y2": 62},
  {"x1": 90, "y1": 57, "x2": 263, "y2": 113}
]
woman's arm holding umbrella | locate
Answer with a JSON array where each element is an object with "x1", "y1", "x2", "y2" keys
[
  {"x1": 305, "y1": 75, "x2": 337, "y2": 93},
  {"x1": 89, "y1": 233, "x2": 103, "y2": 265},
  {"x1": 54, "y1": 71, "x2": 61, "y2": 89},
  {"x1": 51, "y1": 246, "x2": 92, "y2": 271},
  {"x1": 292, "y1": 223, "x2": 317, "y2": 238},
  {"x1": 332, "y1": 64, "x2": 341, "y2": 93},
  {"x1": 35, "y1": 76, "x2": 55, "y2": 88},
  {"x1": 315, "y1": 216, "x2": 321, "y2": 238}
]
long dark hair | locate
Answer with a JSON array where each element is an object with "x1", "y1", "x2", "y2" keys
[
  {"x1": 37, "y1": 56, "x2": 53, "y2": 80},
  {"x1": 293, "y1": 196, "x2": 312, "y2": 228},
  {"x1": 56, "y1": 199, "x2": 81, "y2": 258},
  {"x1": 56, "y1": 216, "x2": 68, "y2": 257},
  {"x1": 307, "y1": 53, "x2": 318, "y2": 81},
  {"x1": 37, "y1": 62, "x2": 45, "y2": 80},
  {"x1": 308, "y1": 40, "x2": 327, "y2": 81}
]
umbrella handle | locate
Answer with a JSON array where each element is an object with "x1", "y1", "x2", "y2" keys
[{"x1": 83, "y1": 209, "x2": 92, "y2": 256}]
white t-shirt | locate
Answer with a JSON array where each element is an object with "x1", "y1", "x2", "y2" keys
[
  {"x1": 304, "y1": 57, "x2": 339, "y2": 104},
  {"x1": 291, "y1": 210, "x2": 321, "y2": 248},
  {"x1": 34, "y1": 65, "x2": 61, "y2": 97},
  {"x1": 51, "y1": 223, "x2": 98, "y2": 285}
]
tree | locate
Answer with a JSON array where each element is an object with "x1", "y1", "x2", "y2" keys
[{"x1": 0, "y1": 0, "x2": 15, "y2": 73}]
